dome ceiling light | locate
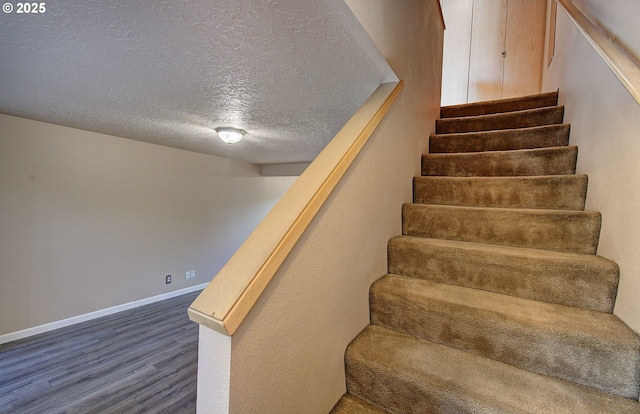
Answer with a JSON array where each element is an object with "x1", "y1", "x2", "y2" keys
[{"x1": 215, "y1": 127, "x2": 245, "y2": 144}]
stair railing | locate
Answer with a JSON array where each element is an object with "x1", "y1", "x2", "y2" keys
[
  {"x1": 556, "y1": 0, "x2": 640, "y2": 106},
  {"x1": 188, "y1": 80, "x2": 404, "y2": 336}
]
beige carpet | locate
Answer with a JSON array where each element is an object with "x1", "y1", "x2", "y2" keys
[{"x1": 332, "y1": 91, "x2": 640, "y2": 413}]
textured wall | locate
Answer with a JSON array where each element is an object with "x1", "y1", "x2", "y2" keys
[
  {"x1": 542, "y1": 8, "x2": 640, "y2": 333},
  {"x1": 0, "y1": 0, "x2": 396, "y2": 164},
  {"x1": 0, "y1": 114, "x2": 295, "y2": 336},
  {"x1": 199, "y1": 1, "x2": 444, "y2": 412}
]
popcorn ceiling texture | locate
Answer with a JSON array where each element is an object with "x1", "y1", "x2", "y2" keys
[{"x1": 0, "y1": 0, "x2": 396, "y2": 164}]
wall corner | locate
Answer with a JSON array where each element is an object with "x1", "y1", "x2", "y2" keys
[{"x1": 197, "y1": 325, "x2": 232, "y2": 414}]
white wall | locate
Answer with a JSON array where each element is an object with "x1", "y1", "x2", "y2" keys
[
  {"x1": 569, "y1": 0, "x2": 640, "y2": 63},
  {"x1": 542, "y1": 6, "x2": 640, "y2": 332},
  {"x1": 198, "y1": 1, "x2": 443, "y2": 412},
  {"x1": 0, "y1": 114, "x2": 295, "y2": 336}
]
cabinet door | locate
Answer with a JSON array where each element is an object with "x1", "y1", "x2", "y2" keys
[
  {"x1": 467, "y1": 0, "x2": 509, "y2": 103},
  {"x1": 503, "y1": 0, "x2": 547, "y2": 98},
  {"x1": 441, "y1": 0, "x2": 546, "y2": 105},
  {"x1": 441, "y1": 0, "x2": 474, "y2": 106}
]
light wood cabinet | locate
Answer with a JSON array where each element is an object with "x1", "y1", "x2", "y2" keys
[{"x1": 441, "y1": 0, "x2": 547, "y2": 105}]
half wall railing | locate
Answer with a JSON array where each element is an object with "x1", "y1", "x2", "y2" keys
[{"x1": 188, "y1": 80, "x2": 404, "y2": 336}]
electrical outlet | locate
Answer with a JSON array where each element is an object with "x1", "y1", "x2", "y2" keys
[
  {"x1": 186, "y1": 271, "x2": 190, "y2": 280},
  {"x1": 190, "y1": 270, "x2": 195, "y2": 279},
  {"x1": 165, "y1": 275, "x2": 172, "y2": 284}
]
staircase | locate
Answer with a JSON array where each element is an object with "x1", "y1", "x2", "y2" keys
[{"x1": 331, "y1": 92, "x2": 640, "y2": 413}]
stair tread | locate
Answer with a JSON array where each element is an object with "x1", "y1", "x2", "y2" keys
[
  {"x1": 433, "y1": 124, "x2": 569, "y2": 139},
  {"x1": 422, "y1": 145, "x2": 575, "y2": 158},
  {"x1": 440, "y1": 91, "x2": 559, "y2": 118},
  {"x1": 374, "y1": 274, "x2": 629, "y2": 341},
  {"x1": 414, "y1": 174, "x2": 587, "y2": 210},
  {"x1": 436, "y1": 106, "x2": 564, "y2": 134},
  {"x1": 371, "y1": 274, "x2": 640, "y2": 397},
  {"x1": 402, "y1": 203, "x2": 601, "y2": 254},
  {"x1": 388, "y1": 235, "x2": 618, "y2": 312},
  {"x1": 391, "y1": 235, "x2": 616, "y2": 267},
  {"x1": 421, "y1": 146, "x2": 577, "y2": 177},
  {"x1": 330, "y1": 393, "x2": 388, "y2": 414},
  {"x1": 403, "y1": 203, "x2": 600, "y2": 215},
  {"x1": 429, "y1": 124, "x2": 570, "y2": 153},
  {"x1": 439, "y1": 106, "x2": 563, "y2": 123},
  {"x1": 347, "y1": 325, "x2": 640, "y2": 414}
]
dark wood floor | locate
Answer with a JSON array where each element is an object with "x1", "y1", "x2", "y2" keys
[{"x1": 0, "y1": 291, "x2": 200, "y2": 414}]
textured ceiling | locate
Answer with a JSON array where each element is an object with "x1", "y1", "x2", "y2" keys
[{"x1": 0, "y1": 0, "x2": 396, "y2": 164}]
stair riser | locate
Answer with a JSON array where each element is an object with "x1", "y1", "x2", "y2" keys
[
  {"x1": 346, "y1": 357, "x2": 480, "y2": 414},
  {"x1": 429, "y1": 124, "x2": 570, "y2": 153},
  {"x1": 402, "y1": 204, "x2": 601, "y2": 254},
  {"x1": 388, "y1": 237, "x2": 618, "y2": 312},
  {"x1": 422, "y1": 146, "x2": 577, "y2": 177},
  {"x1": 414, "y1": 175, "x2": 587, "y2": 210},
  {"x1": 370, "y1": 277, "x2": 640, "y2": 398},
  {"x1": 436, "y1": 106, "x2": 564, "y2": 134},
  {"x1": 330, "y1": 394, "x2": 387, "y2": 414},
  {"x1": 441, "y1": 92, "x2": 559, "y2": 118}
]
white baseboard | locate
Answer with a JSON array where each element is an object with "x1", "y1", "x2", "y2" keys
[{"x1": 0, "y1": 283, "x2": 208, "y2": 345}]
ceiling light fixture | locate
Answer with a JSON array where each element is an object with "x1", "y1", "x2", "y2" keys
[{"x1": 215, "y1": 127, "x2": 245, "y2": 144}]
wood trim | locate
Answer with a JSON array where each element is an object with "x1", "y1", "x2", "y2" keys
[
  {"x1": 556, "y1": 0, "x2": 640, "y2": 106},
  {"x1": 188, "y1": 81, "x2": 404, "y2": 336},
  {"x1": 545, "y1": 0, "x2": 557, "y2": 67},
  {"x1": 437, "y1": 0, "x2": 446, "y2": 30}
]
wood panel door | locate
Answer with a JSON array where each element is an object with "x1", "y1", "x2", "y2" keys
[
  {"x1": 502, "y1": 0, "x2": 548, "y2": 97},
  {"x1": 467, "y1": 0, "x2": 509, "y2": 102},
  {"x1": 441, "y1": 0, "x2": 547, "y2": 105}
]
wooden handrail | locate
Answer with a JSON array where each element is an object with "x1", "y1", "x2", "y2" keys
[
  {"x1": 557, "y1": 0, "x2": 640, "y2": 106},
  {"x1": 188, "y1": 81, "x2": 404, "y2": 336}
]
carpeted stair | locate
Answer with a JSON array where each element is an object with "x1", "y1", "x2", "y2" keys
[{"x1": 332, "y1": 91, "x2": 640, "y2": 413}]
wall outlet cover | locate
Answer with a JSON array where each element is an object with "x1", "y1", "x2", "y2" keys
[{"x1": 166, "y1": 275, "x2": 172, "y2": 284}]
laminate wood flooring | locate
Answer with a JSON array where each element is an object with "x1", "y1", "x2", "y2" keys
[{"x1": 0, "y1": 291, "x2": 200, "y2": 414}]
